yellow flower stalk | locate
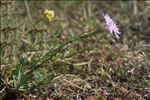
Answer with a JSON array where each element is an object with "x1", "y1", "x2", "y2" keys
[{"x1": 44, "y1": 9, "x2": 55, "y2": 21}]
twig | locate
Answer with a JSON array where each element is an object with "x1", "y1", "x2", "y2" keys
[{"x1": 24, "y1": 0, "x2": 32, "y2": 21}]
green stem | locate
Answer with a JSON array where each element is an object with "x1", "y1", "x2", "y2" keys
[{"x1": 26, "y1": 29, "x2": 100, "y2": 75}]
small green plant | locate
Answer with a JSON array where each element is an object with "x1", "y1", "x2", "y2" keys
[{"x1": 14, "y1": 25, "x2": 101, "y2": 90}]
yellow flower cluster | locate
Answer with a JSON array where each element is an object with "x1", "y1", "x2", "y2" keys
[{"x1": 44, "y1": 9, "x2": 55, "y2": 22}]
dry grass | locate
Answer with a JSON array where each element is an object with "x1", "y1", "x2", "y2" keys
[{"x1": 0, "y1": 1, "x2": 150, "y2": 100}]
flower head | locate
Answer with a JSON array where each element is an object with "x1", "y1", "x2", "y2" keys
[
  {"x1": 103, "y1": 13, "x2": 121, "y2": 39},
  {"x1": 44, "y1": 9, "x2": 55, "y2": 22}
]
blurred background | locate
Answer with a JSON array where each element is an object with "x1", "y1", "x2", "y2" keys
[
  {"x1": 0, "y1": 0, "x2": 150, "y2": 100},
  {"x1": 1, "y1": 0, "x2": 150, "y2": 63}
]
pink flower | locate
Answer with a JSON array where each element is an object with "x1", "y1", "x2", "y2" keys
[{"x1": 103, "y1": 13, "x2": 121, "y2": 39}]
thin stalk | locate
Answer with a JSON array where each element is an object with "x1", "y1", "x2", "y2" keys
[{"x1": 26, "y1": 29, "x2": 100, "y2": 75}]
